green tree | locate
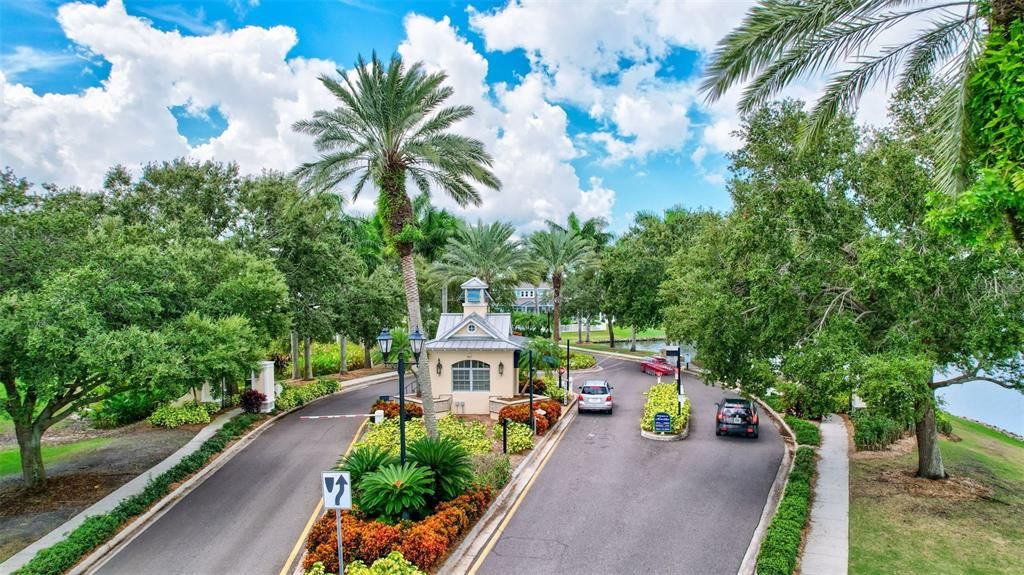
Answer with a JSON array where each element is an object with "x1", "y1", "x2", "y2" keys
[
  {"x1": 601, "y1": 239, "x2": 663, "y2": 351},
  {"x1": 662, "y1": 100, "x2": 1023, "y2": 479},
  {"x1": 432, "y1": 220, "x2": 535, "y2": 304},
  {"x1": 701, "y1": 0, "x2": 1024, "y2": 245},
  {"x1": 412, "y1": 194, "x2": 459, "y2": 263},
  {"x1": 337, "y1": 266, "x2": 406, "y2": 370},
  {"x1": 529, "y1": 228, "x2": 593, "y2": 342},
  {"x1": 562, "y1": 266, "x2": 603, "y2": 343},
  {"x1": 294, "y1": 54, "x2": 501, "y2": 438},
  {"x1": 546, "y1": 212, "x2": 612, "y2": 251}
]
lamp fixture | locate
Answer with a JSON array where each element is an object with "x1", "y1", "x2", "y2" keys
[
  {"x1": 376, "y1": 328, "x2": 393, "y2": 362},
  {"x1": 436, "y1": 358, "x2": 443, "y2": 375},
  {"x1": 410, "y1": 327, "x2": 425, "y2": 361},
  {"x1": 498, "y1": 361, "x2": 504, "y2": 376}
]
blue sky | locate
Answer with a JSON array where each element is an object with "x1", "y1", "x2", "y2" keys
[{"x1": 1, "y1": 0, "x2": 763, "y2": 232}]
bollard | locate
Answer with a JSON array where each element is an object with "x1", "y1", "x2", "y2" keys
[
  {"x1": 502, "y1": 418, "x2": 508, "y2": 454},
  {"x1": 374, "y1": 409, "x2": 385, "y2": 424}
]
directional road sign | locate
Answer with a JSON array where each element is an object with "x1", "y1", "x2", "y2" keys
[{"x1": 321, "y1": 471, "x2": 352, "y2": 510}]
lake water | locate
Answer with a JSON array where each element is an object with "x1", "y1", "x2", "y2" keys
[{"x1": 618, "y1": 340, "x2": 1023, "y2": 435}]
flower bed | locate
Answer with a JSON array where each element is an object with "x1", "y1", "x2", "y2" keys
[
  {"x1": 497, "y1": 399, "x2": 562, "y2": 436},
  {"x1": 355, "y1": 416, "x2": 491, "y2": 456},
  {"x1": 640, "y1": 383, "x2": 690, "y2": 434},
  {"x1": 370, "y1": 399, "x2": 424, "y2": 419},
  {"x1": 303, "y1": 487, "x2": 494, "y2": 573},
  {"x1": 755, "y1": 447, "x2": 817, "y2": 575}
]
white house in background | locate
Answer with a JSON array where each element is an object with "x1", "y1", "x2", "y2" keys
[
  {"x1": 513, "y1": 282, "x2": 553, "y2": 313},
  {"x1": 426, "y1": 277, "x2": 526, "y2": 416}
]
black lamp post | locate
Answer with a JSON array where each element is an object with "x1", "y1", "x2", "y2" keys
[
  {"x1": 565, "y1": 339, "x2": 571, "y2": 405},
  {"x1": 527, "y1": 350, "x2": 535, "y2": 428},
  {"x1": 377, "y1": 327, "x2": 425, "y2": 465}
]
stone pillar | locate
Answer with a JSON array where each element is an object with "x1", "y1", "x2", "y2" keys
[{"x1": 256, "y1": 360, "x2": 276, "y2": 412}]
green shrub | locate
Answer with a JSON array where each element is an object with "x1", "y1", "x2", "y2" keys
[
  {"x1": 276, "y1": 379, "x2": 339, "y2": 411},
  {"x1": 784, "y1": 416, "x2": 821, "y2": 446},
  {"x1": 436, "y1": 416, "x2": 491, "y2": 454},
  {"x1": 342, "y1": 551, "x2": 425, "y2": 575},
  {"x1": 851, "y1": 408, "x2": 905, "y2": 450},
  {"x1": 640, "y1": 384, "x2": 689, "y2": 433},
  {"x1": 148, "y1": 403, "x2": 211, "y2": 428},
  {"x1": 471, "y1": 452, "x2": 511, "y2": 490},
  {"x1": 544, "y1": 385, "x2": 568, "y2": 403},
  {"x1": 501, "y1": 421, "x2": 535, "y2": 453},
  {"x1": 357, "y1": 463, "x2": 434, "y2": 521},
  {"x1": 567, "y1": 352, "x2": 596, "y2": 369},
  {"x1": 407, "y1": 437, "x2": 474, "y2": 502},
  {"x1": 756, "y1": 447, "x2": 817, "y2": 575},
  {"x1": 15, "y1": 413, "x2": 262, "y2": 575},
  {"x1": 776, "y1": 380, "x2": 842, "y2": 420},
  {"x1": 338, "y1": 445, "x2": 397, "y2": 489},
  {"x1": 89, "y1": 390, "x2": 169, "y2": 428},
  {"x1": 936, "y1": 409, "x2": 954, "y2": 435},
  {"x1": 201, "y1": 402, "x2": 221, "y2": 415},
  {"x1": 357, "y1": 416, "x2": 491, "y2": 457}
]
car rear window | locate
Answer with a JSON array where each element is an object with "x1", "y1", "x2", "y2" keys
[
  {"x1": 723, "y1": 406, "x2": 752, "y2": 417},
  {"x1": 582, "y1": 385, "x2": 608, "y2": 395}
]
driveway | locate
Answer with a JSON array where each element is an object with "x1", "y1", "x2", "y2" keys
[
  {"x1": 475, "y1": 356, "x2": 784, "y2": 575},
  {"x1": 91, "y1": 378, "x2": 394, "y2": 575}
]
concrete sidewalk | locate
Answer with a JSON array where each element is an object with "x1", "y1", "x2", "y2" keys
[{"x1": 800, "y1": 414, "x2": 849, "y2": 575}]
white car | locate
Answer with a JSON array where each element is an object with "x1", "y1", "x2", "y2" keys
[{"x1": 577, "y1": 380, "x2": 614, "y2": 414}]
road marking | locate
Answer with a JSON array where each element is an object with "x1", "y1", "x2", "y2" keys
[
  {"x1": 277, "y1": 416, "x2": 369, "y2": 575},
  {"x1": 466, "y1": 412, "x2": 572, "y2": 575}
]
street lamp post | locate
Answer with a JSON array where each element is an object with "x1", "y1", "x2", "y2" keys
[
  {"x1": 377, "y1": 327, "x2": 425, "y2": 465},
  {"x1": 565, "y1": 339, "x2": 571, "y2": 405},
  {"x1": 528, "y1": 350, "x2": 535, "y2": 428}
]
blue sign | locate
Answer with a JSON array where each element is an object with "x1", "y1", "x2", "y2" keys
[{"x1": 653, "y1": 412, "x2": 672, "y2": 433}]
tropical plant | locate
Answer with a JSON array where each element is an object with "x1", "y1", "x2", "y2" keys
[
  {"x1": 357, "y1": 462, "x2": 435, "y2": 520},
  {"x1": 148, "y1": 403, "x2": 212, "y2": 428},
  {"x1": 545, "y1": 212, "x2": 613, "y2": 252},
  {"x1": 338, "y1": 445, "x2": 398, "y2": 488},
  {"x1": 293, "y1": 54, "x2": 501, "y2": 438},
  {"x1": 239, "y1": 389, "x2": 266, "y2": 414},
  {"x1": 701, "y1": 0, "x2": 1024, "y2": 244},
  {"x1": 517, "y1": 337, "x2": 560, "y2": 373},
  {"x1": 502, "y1": 421, "x2": 535, "y2": 454},
  {"x1": 528, "y1": 228, "x2": 593, "y2": 341},
  {"x1": 412, "y1": 194, "x2": 460, "y2": 263},
  {"x1": 433, "y1": 219, "x2": 535, "y2": 298},
  {"x1": 471, "y1": 452, "x2": 512, "y2": 488},
  {"x1": 407, "y1": 437, "x2": 474, "y2": 502}
]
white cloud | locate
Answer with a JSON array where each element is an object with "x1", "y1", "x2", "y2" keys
[
  {"x1": 703, "y1": 172, "x2": 725, "y2": 186},
  {"x1": 1, "y1": 46, "x2": 82, "y2": 77},
  {"x1": 136, "y1": 4, "x2": 225, "y2": 35}
]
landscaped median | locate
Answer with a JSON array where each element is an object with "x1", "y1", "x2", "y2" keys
[
  {"x1": 755, "y1": 446, "x2": 817, "y2": 575},
  {"x1": 12, "y1": 413, "x2": 265, "y2": 575},
  {"x1": 640, "y1": 383, "x2": 690, "y2": 440},
  {"x1": 300, "y1": 397, "x2": 570, "y2": 574}
]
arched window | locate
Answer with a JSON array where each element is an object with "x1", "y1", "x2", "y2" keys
[{"x1": 452, "y1": 360, "x2": 490, "y2": 392}]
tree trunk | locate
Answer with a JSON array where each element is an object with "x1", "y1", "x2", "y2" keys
[
  {"x1": 915, "y1": 395, "x2": 947, "y2": 479},
  {"x1": 552, "y1": 273, "x2": 562, "y2": 342},
  {"x1": 303, "y1": 336, "x2": 313, "y2": 380},
  {"x1": 363, "y1": 342, "x2": 372, "y2": 369},
  {"x1": 991, "y1": 0, "x2": 1024, "y2": 27},
  {"x1": 630, "y1": 325, "x2": 637, "y2": 352},
  {"x1": 1008, "y1": 208, "x2": 1024, "y2": 247},
  {"x1": 577, "y1": 312, "x2": 583, "y2": 343},
  {"x1": 607, "y1": 317, "x2": 615, "y2": 348},
  {"x1": 585, "y1": 314, "x2": 592, "y2": 342},
  {"x1": 14, "y1": 421, "x2": 45, "y2": 489},
  {"x1": 399, "y1": 249, "x2": 439, "y2": 438},
  {"x1": 338, "y1": 334, "x2": 347, "y2": 375},
  {"x1": 290, "y1": 331, "x2": 299, "y2": 380}
]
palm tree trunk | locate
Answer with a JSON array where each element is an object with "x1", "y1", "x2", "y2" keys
[
  {"x1": 992, "y1": 0, "x2": 1024, "y2": 26},
  {"x1": 552, "y1": 273, "x2": 563, "y2": 342},
  {"x1": 630, "y1": 325, "x2": 637, "y2": 352},
  {"x1": 303, "y1": 336, "x2": 313, "y2": 380},
  {"x1": 577, "y1": 312, "x2": 583, "y2": 343},
  {"x1": 399, "y1": 249, "x2": 439, "y2": 438},
  {"x1": 585, "y1": 314, "x2": 592, "y2": 342},
  {"x1": 607, "y1": 317, "x2": 615, "y2": 348},
  {"x1": 290, "y1": 331, "x2": 299, "y2": 380}
]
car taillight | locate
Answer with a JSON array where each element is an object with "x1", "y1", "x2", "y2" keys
[
  {"x1": 578, "y1": 394, "x2": 584, "y2": 402},
  {"x1": 605, "y1": 395, "x2": 612, "y2": 402},
  {"x1": 717, "y1": 411, "x2": 723, "y2": 422},
  {"x1": 747, "y1": 427, "x2": 754, "y2": 433}
]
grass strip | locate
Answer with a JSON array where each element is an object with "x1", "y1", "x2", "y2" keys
[
  {"x1": 756, "y1": 446, "x2": 817, "y2": 575},
  {"x1": 14, "y1": 413, "x2": 263, "y2": 575},
  {"x1": 784, "y1": 416, "x2": 822, "y2": 446}
]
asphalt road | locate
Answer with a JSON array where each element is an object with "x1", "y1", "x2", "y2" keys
[
  {"x1": 476, "y1": 356, "x2": 784, "y2": 575},
  {"x1": 91, "y1": 378, "x2": 394, "y2": 575}
]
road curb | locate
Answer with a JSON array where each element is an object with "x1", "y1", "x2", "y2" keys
[
  {"x1": 736, "y1": 397, "x2": 796, "y2": 575},
  {"x1": 438, "y1": 401, "x2": 579, "y2": 575},
  {"x1": 71, "y1": 373, "x2": 396, "y2": 575},
  {"x1": 640, "y1": 417, "x2": 690, "y2": 441}
]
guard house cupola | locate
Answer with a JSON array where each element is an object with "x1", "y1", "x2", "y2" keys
[{"x1": 461, "y1": 277, "x2": 490, "y2": 318}]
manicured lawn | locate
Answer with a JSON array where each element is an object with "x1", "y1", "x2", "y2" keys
[
  {"x1": 0, "y1": 437, "x2": 115, "y2": 477},
  {"x1": 849, "y1": 416, "x2": 1024, "y2": 575},
  {"x1": 589, "y1": 326, "x2": 665, "y2": 342},
  {"x1": 570, "y1": 341, "x2": 653, "y2": 357}
]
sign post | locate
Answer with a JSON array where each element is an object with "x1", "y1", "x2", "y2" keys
[
  {"x1": 653, "y1": 411, "x2": 672, "y2": 434},
  {"x1": 322, "y1": 471, "x2": 352, "y2": 574}
]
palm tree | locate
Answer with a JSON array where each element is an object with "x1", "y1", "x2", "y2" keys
[
  {"x1": 433, "y1": 220, "x2": 535, "y2": 296},
  {"x1": 413, "y1": 194, "x2": 459, "y2": 263},
  {"x1": 700, "y1": 0, "x2": 1015, "y2": 219},
  {"x1": 529, "y1": 228, "x2": 594, "y2": 342},
  {"x1": 545, "y1": 212, "x2": 613, "y2": 251},
  {"x1": 294, "y1": 54, "x2": 501, "y2": 438}
]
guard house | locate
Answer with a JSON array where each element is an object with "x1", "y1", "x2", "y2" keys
[{"x1": 426, "y1": 277, "x2": 524, "y2": 416}]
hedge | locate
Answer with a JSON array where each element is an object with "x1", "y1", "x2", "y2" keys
[
  {"x1": 755, "y1": 447, "x2": 817, "y2": 575},
  {"x1": 784, "y1": 416, "x2": 821, "y2": 446},
  {"x1": 640, "y1": 383, "x2": 689, "y2": 433},
  {"x1": 851, "y1": 409, "x2": 905, "y2": 450},
  {"x1": 148, "y1": 402, "x2": 212, "y2": 428},
  {"x1": 276, "y1": 378, "x2": 339, "y2": 411},
  {"x1": 356, "y1": 416, "x2": 491, "y2": 456},
  {"x1": 14, "y1": 413, "x2": 264, "y2": 575}
]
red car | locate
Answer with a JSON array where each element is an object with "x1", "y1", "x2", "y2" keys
[{"x1": 640, "y1": 356, "x2": 675, "y2": 377}]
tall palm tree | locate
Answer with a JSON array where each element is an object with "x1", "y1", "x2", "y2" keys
[
  {"x1": 294, "y1": 54, "x2": 501, "y2": 438},
  {"x1": 545, "y1": 212, "x2": 613, "y2": 251},
  {"x1": 701, "y1": 0, "x2": 1005, "y2": 205},
  {"x1": 412, "y1": 194, "x2": 460, "y2": 263},
  {"x1": 433, "y1": 220, "x2": 535, "y2": 296},
  {"x1": 529, "y1": 228, "x2": 594, "y2": 342}
]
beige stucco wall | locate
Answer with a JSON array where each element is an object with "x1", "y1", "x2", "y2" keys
[{"x1": 427, "y1": 349, "x2": 517, "y2": 415}]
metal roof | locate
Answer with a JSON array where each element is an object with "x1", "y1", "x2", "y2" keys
[
  {"x1": 460, "y1": 277, "x2": 489, "y2": 289},
  {"x1": 426, "y1": 339, "x2": 521, "y2": 350}
]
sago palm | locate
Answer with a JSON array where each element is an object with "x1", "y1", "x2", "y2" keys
[
  {"x1": 529, "y1": 228, "x2": 594, "y2": 342},
  {"x1": 432, "y1": 220, "x2": 535, "y2": 296},
  {"x1": 294, "y1": 54, "x2": 501, "y2": 438},
  {"x1": 701, "y1": 0, "x2": 995, "y2": 198}
]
